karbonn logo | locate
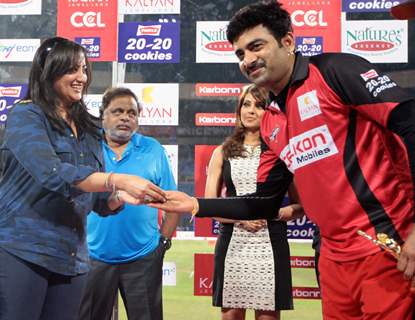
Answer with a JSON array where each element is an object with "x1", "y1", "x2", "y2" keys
[
  {"x1": 195, "y1": 83, "x2": 244, "y2": 97},
  {"x1": 195, "y1": 113, "x2": 236, "y2": 126},
  {"x1": 347, "y1": 0, "x2": 400, "y2": 11},
  {"x1": 290, "y1": 256, "x2": 315, "y2": 268},
  {"x1": 291, "y1": 10, "x2": 327, "y2": 27},
  {"x1": 292, "y1": 287, "x2": 321, "y2": 299},
  {"x1": 70, "y1": 11, "x2": 105, "y2": 28}
]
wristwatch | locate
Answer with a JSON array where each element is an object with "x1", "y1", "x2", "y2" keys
[{"x1": 160, "y1": 235, "x2": 172, "y2": 251}]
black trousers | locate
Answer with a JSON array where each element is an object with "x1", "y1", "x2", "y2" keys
[
  {"x1": 0, "y1": 247, "x2": 87, "y2": 320},
  {"x1": 79, "y1": 241, "x2": 166, "y2": 320}
]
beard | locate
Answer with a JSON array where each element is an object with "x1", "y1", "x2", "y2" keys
[{"x1": 104, "y1": 127, "x2": 135, "y2": 144}]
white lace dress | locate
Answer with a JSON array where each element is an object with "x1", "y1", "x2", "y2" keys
[{"x1": 212, "y1": 145, "x2": 293, "y2": 311}]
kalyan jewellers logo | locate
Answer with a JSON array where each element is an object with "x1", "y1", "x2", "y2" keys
[{"x1": 345, "y1": 27, "x2": 403, "y2": 52}]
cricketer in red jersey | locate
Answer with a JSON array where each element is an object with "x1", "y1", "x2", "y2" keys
[{"x1": 150, "y1": 1, "x2": 415, "y2": 319}]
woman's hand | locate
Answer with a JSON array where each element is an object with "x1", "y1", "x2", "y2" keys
[
  {"x1": 113, "y1": 173, "x2": 166, "y2": 203},
  {"x1": 237, "y1": 220, "x2": 266, "y2": 232}
]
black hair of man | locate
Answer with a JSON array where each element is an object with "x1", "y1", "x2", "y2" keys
[{"x1": 226, "y1": 0, "x2": 292, "y2": 46}]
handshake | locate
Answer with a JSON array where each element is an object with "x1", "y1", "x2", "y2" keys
[{"x1": 110, "y1": 172, "x2": 197, "y2": 214}]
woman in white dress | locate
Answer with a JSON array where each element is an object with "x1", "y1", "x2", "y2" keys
[{"x1": 205, "y1": 84, "x2": 299, "y2": 320}]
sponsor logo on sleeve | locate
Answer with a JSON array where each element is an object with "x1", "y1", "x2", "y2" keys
[
  {"x1": 360, "y1": 69, "x2": 397, "y2": 97},
  {"x1": 360, "y1": 69, "x2": 379, "y2": 81},
  {"x1": 280, "y1": 125, "x2": 338, "y2": 172},
  {"x1": 297, "y1": 90, "x2": 321, "y2": 121},
  {"x1": 269, "y1": 127, "x2": 280, "y2": 142}
]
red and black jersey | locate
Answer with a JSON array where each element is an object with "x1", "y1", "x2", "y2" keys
[
  {"x1": 198, "y1": 52, "x2": 415, "y2": 262},
  {"x1": 263, "y1": 53, "x2": 414, "y2": 261}
]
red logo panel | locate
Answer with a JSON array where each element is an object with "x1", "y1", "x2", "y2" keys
[
  {"x1": 194, "y1": 145, "x2": 218, "y2": 237},
  {"x1": 281, "y1": 0, "x2": 341, "y2": 52},
  {"x1": 57, "y1": 0, "x2": 117, "y2": 61},
  {"x1": 194, "y1": 253, "x2": 214, "y2": 296}
]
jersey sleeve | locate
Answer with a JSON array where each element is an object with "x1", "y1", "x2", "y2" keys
[
  {"x1": 197, "y1": 140, "x2": 292, "y2": 220},
  {"x1": 312, "y1": 53, "x2": 414, "y2": 127},
  {"x1": 387, "y1": 100, "x2": 415, "y2": 221}
]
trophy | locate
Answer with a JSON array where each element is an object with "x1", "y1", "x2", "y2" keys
[{"x1": 357, "y1": 230, "x2": 401, "y2": 259}]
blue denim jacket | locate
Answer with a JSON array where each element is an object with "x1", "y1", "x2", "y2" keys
[{"x1": 0, "y1": 102, "x2": 111, "y2": 276}]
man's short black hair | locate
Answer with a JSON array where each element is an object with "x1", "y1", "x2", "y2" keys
[
  {"x1": 100, "y1": 87, "x2": 141, "y2": 118},
  {"x1": 227, "y1": 0, "x2": 292, "y2": 45}
]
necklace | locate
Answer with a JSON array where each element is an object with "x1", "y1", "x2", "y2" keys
[{"x1": 244, "y1": 144, "x2": 260, "y2": 158}]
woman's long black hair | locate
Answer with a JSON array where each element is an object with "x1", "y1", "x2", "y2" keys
[{"x1": 25, "y1": 37, "x2": 100, "y2": 138}]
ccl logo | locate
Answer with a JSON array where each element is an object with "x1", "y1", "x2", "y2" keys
[
  {"x1": 291, "y1": 10, "x2": 327, "y2": 27},
  {"x1": 70, "y1": 11, "x2": 105, "y2": 28}
]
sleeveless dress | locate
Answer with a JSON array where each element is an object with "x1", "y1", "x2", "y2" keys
[{"x1": 212, "y1": 145, "x2": 293, "y2": 311}]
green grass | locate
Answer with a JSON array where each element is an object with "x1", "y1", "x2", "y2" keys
[{"x1": 117, "y1": 240, "x2": 322, "y2": 320}]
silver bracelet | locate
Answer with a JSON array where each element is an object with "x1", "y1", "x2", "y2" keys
[{"x1": 115, "y1": 190, "x2": 121, "y2": 202}]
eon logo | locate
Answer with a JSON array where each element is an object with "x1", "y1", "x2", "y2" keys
[
  {"x1": 280, "y1": 125, "x2": 338, "y2": 171},
  {"x1": 291, "y1": 10, "x2": 328, "y2": 27},
  {"x1": 70, "y1": 11, "x2": 105, "y2": 28}
]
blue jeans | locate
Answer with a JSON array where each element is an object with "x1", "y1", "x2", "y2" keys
[{"x1": 0, "y1": 247, "x2": 87, "y2": 320}]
